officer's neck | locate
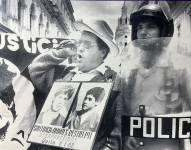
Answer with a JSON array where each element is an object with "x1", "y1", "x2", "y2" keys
[{"x1": 140, "y1": 49, "x2": 162, "y2": 69}]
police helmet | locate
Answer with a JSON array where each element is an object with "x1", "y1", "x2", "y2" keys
[{"x1": 130, "y1": 2, "x2": 174, "y2": 41}]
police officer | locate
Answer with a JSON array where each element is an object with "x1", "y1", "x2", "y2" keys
[{"x1": 120, "y1": 1, "x2": 191, "y2": 150}]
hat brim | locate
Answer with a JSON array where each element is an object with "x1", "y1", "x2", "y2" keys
[{"x1": 74, "y1": 21, "x2": 119, "y2": 56}]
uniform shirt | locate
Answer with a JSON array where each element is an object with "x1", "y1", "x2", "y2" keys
[
  {"x1": 120, "y1": 50, "x2": 191, "y2": 150},
  {"x1": 121, "y1": 50, "x2": 191, "y2": 116}
]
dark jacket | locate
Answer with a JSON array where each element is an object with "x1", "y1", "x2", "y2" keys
[{"x1": 28, "y1": 50, "x2": 121, "y2": 150}]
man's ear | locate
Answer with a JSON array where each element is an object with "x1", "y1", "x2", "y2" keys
[
  {"x1": 94, "y1": 102, "x2": 99, "y2": 107},
  {"x1": 100, "y1": 49, "x2": 107, "y2": 60}
]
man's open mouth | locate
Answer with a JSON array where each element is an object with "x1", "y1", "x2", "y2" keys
[{"x1": 77, "y1": 55, "x2": 83, "y2": 62}]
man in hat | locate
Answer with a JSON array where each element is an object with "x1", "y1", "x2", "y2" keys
[
  {"x1": 37, "y1": 86, "x2": 74, "y2": 126},
  {"x1": 28, "y1": 20, "x2": 120, "y2": 150},
  {"x1": 118, "y1": 1, "x2": 191, "y2": 150},
  {"x1": 67, "y1": 87, "x2": 105, "y2": 132},
  {"x1": 29, "y1": 20, "x2": 118, "y2": 95}
]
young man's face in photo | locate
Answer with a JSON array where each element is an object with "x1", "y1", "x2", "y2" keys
[
  {"x1": 82, "y1": 94, "x2": 97, "y2": 111},
  {"x1": 76, "y1": 31, "x2": 104, "y2": 72},
  {"x1": 52, "y1": 93, "x2": 69, "y2": 112},
  {"x1": 136, "y1": 19, "x2": 160, "y2": 39}
]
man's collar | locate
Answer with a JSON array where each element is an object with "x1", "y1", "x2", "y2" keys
[{"x1": 154, "y1": 50, "x2": 171, "y2": 67}]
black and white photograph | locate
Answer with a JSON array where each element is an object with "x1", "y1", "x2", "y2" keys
[
  {"x1": 66, "y1": 82, "x2": 113, "y2": 132},
  {"x1": 28, "y1": 82, "x2": 113, "y2": 150},
  {"x1": 35, "y1": 82, "x2": 80, "y2": 127},
  {"x1": 1, "y1": 0, "x2": 191, "y2": 150},
  {"x1": 64, "y1": 82, "x2": 113, "y2": 150}
]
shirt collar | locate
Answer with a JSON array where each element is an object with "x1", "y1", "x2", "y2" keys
[{"x1": 155, "y1": 50, "x2": 171, "y2": 67}]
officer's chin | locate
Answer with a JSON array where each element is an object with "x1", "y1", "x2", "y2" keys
[
  {"x1": 133, "y1": 37, "x2": 171, "y2": 49},
  {"x1": 133, "y1": 38, "x2": 162, "y2": 50}
]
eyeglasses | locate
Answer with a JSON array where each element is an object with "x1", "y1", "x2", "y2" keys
[{"x1": 77, "y1": 40, "x2": 97, "y2": 50}]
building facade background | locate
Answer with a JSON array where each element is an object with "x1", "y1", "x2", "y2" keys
[
  {"x1": 169, "y1": 1, "x2": 191, "y2": 56},
  {"x1": 0, "y1": 0, "x2": 75, "y2": 38},
  {"x1": 115, "y1": 1, "x2": 140, "y2": 53}
]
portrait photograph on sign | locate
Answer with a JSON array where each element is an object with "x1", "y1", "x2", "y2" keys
[
  {"x1": 28, "y1": 82, "x2": 113, "y2": 150},
  {"x1": 33, "y1": 82, "x2": 80, "y2": 127}
]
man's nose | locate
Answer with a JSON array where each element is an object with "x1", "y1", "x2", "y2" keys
[{"x1": 139, "y1": 29, "x2": 147, "y2": 36}]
